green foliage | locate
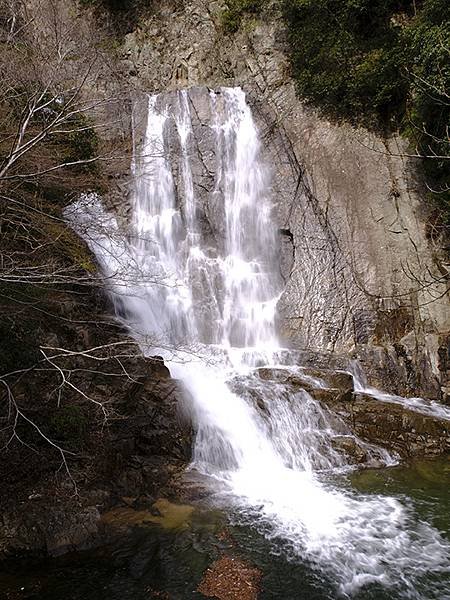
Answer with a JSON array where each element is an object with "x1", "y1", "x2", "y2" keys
[
  {"x1": 404, "y1": 1, "x2": 449, "y2": 224},
  {"x1": 220, "y1": 0, "x2": 266, "y2": 33},
  {"x1": 0, "y1": 318, "x2": 40, "y2": 375},
  {"x1": 284, "y1": 0, "x2": 410, "y2": 128},
  {"x1": 284, "y1": 0, "x2": 450, "y2": 221},
  {"x1": 49, "y1": 405, "x2": 88, "y2": 442}
]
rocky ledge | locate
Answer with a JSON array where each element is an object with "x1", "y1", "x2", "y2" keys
[
  {"x1": 314, "y1": 388, "x2": 450, "y2": 458},
  {"x1": 255, "y1": 365, "x2": 450, "y2": 459},
  {"x1": 2, "y1": 356, "x2": 449, "y2": 563}
]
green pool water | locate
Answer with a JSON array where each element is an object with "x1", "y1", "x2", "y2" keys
[
  {"x1": 348, "y1": 456, "x2": 450, "y2": 536},
  {"x1": 1, "y1": 458, "x2": 449, "y2": 600}
]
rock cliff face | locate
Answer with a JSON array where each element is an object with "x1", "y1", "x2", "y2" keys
[{"x1": 117, "y1": 0, "x2": 448, "y2": 401}]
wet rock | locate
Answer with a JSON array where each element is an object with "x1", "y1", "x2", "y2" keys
[
  {"x1": 173, "y1": 470, "x2": 220, "y2": 503},
  {"x1": 331, "y1": 435, "x2": 369, "y2": 464},
  {"x1": 147, "y1": 355, "x2": 171, "y2": 379},
  {"x1": 301, "y1": 368, "x2": 354, "y2": 393},
  {"x1": 44, "y1": 507, "x2": 101, "y2": 557},
  {"x1": 113, "y1": 456, "x2": 187, "y2": 498},
  {"x1": 255, "y1": 367, "x2": 320, "y2": 392},
  {"x1": 256, "y1": 367, "x2": 288, "y2": 382},
  {"x1": 319, "y1": 392, "x2": 450, "y2": 458},
  {"x1": 256, "y1": 366, "x2": 353, "y2": 394},
  {"x1": 309, "y1": 388, "x2": 353, "y2": 405},
  {"x1": 101, "y1": 498, "x2": 194, "y2": 533},
  {"x1": 0, "y1": 505, "x2": 101, "y2": 559}
]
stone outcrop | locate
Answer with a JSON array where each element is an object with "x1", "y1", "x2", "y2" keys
[
  {"x1": 316, "y1": 390, "x2": 450, "y2": 458},
  {"x1": 253, "y1": 365, "x2": 449, "y2": 459},
  {"x1": 117, "y1": 0, "x2": 448, "y2": 401},
  {"x1": 0, "y1": 353, "x2": 193, "y2": 560}
]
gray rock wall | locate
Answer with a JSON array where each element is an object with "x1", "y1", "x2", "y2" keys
[{"x1": 116, "y1": 0, "x2": 448, "y2": 400}]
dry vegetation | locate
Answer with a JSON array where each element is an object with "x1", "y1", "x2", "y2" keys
[
  {"x1": 0, "y1": 0, "x2": 135, "y2": 499},
  {"x1": 197, "y1": 555, "x2": 262, "y2": 600}
]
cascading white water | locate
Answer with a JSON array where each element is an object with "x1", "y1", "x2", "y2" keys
[
  {"x1": 349, "y1": 360, "x2": 450, "y2": 421},
  {"x1": 67, "y1": 88, "x2": 449, "y2": 598}
]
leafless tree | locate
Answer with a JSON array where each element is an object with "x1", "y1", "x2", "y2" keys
[{"x1": 0, "y1": 0, "x2": 151, "y2": 494}]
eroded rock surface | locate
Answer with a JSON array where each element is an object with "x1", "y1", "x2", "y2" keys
[
  {"x1": 119, "y1": 0, "x2": 449, "y2": 400},
  {"x1": 251, "y1": 365, "x2": 449, "y2": 459},
  {"x1": 321, "y1": 392, "x2": 450, "y2": 458},
  {"x1": 309, "y1": 384, "x2": 449, "y2": 458}
]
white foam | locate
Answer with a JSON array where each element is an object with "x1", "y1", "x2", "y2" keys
[{"x1": 67, "y1": 88, "x2": 450, "y2": 598}]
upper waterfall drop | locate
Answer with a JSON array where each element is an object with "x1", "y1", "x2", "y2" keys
[
  {"x1": 67, "y1": 86, "x2": 450, "y2": 599},
  {"x1": 123, "y1": 87, "x2": 282, "y2": 355}
]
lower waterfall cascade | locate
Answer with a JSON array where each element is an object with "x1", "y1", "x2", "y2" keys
[{"x1": 68, "y1": 87, "x2": 450, "y2": 598}]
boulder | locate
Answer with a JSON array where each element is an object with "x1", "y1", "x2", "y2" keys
[
  {"x1": 310, "y1": 387, "x2": 353, "y2": 405},
  {"x1": 255, "y1": 367, "x2": 317, "y2": 392},
  {"x1": 330, "y1": 435, "x2": 369, "y2": 464}
]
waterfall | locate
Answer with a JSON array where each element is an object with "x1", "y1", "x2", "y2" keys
[{"x1": 67, "y1": 87, "x2": 449, "y2": 598}]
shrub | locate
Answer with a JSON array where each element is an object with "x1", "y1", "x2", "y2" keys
[
  {"x1": 283, "y1": 0, "x2": 449, "y2": 222},
  {"x1": 220, "y1": 0, "x2": 266, "y2": 33},
  {"x1": 284, "y1": 0, "x2": 411, "y2": 129},
  {"x1": 49, "y1": 405, "x2": 88, "y2": 442}
]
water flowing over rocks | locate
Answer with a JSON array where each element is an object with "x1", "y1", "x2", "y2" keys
[
  {"x1": 253, "y1": 365, "x2": 450, "y2": 459},
  {"x1": 118, "y1": 0, "x2": 449, "y2": 401},
  {"x1": 64, "y1": 86, "x2": 450, "y2": 596},
  {"x1": 2, "y1": 3, "x2": 449, "y2": 598},
  {"x1": 319, "y1": 390, "x2": 450, "y2": 458}
]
